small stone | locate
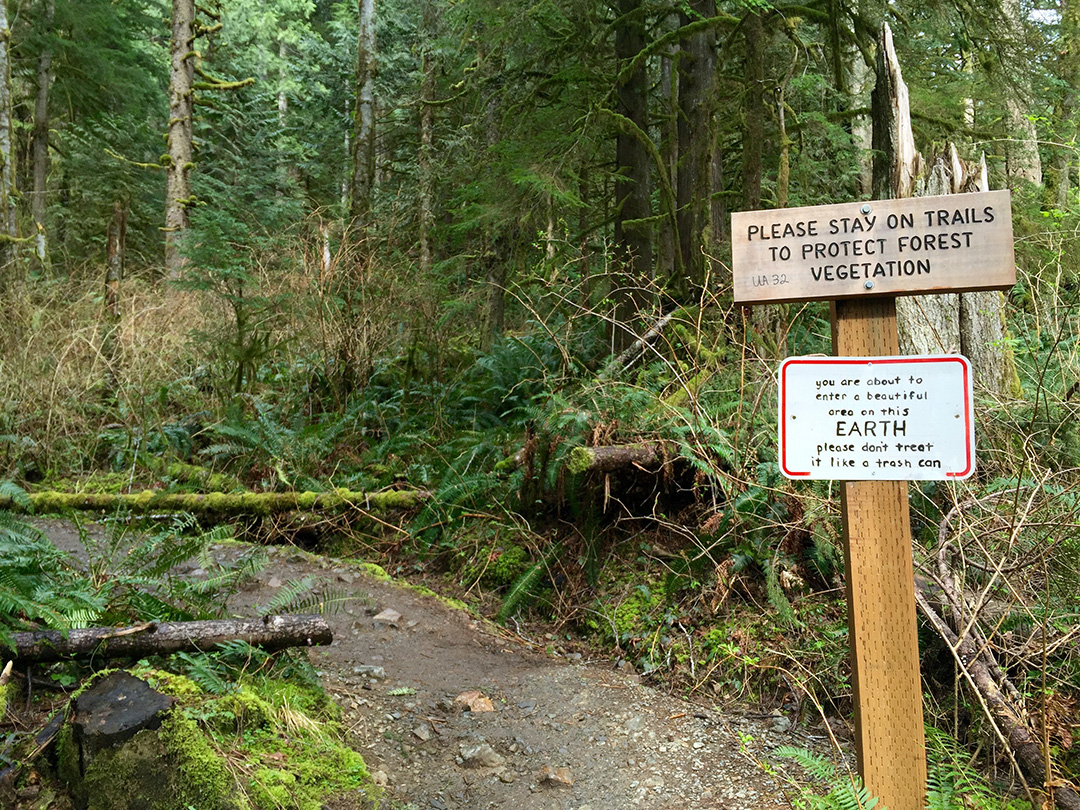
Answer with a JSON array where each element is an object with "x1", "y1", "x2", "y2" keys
[
  {"x1": 769, "y1": 716, "x2": 793, "y2": 733},
  {"x1": 372, "y1": 770, "x2": 389, "y2": 787},
  {"x1": 499, "y1": 771, "x2": 515, "y2": 784},
  {"x1": 267, "y1": 576, "x2": 283, "y2": 588},
  {"x1": 625, "y1": 716, "x2": 643, "y2": 732},
  {"x1": 413, "y1": 724, "x2": 432, "y2": 742},
  {"x1": 536, "y1": 765, "x2": 573, "y2": 787},
  {"x1": 373, "y1": 608, "x2": 403, "y2": 627},
  {"x1": 354, "y1": 665, "x2": 386, "y2": 679},
  {"x1": 460, "y1": 743, "x2": 504, "y2": 769},
  {"x1": 642, "y1": 775, "x2": 664, "y2": 789}
]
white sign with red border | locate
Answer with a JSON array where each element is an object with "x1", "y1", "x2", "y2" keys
[{"x1": 778, "y1": 355, "x2": 975, "y2": 481}]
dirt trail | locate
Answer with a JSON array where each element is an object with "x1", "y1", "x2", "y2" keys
[{"x1": 36, "y1": 519, "x2": 848, "y2": 810}]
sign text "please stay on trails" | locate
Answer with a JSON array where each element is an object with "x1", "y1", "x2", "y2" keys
[{"x1": 731, "y1": 190, "x2": 1014, "y2": 304}]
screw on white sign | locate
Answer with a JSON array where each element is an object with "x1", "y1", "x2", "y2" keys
[{"x1": 778, "y1": 355, "x2": 975, "y2": 481}]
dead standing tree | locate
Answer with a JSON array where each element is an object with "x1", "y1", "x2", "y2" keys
[{"x1": 874, "y1": 26, "x2": 1019, "y2": 399}]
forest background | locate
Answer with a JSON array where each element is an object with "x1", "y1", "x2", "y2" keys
[{"x1": 0, "y1": 0, "x2": 1079, "y2": 807}]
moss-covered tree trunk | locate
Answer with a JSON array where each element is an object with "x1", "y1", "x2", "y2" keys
[
  {"x1": 611, "y1": 0, "x2": 654, "y2": 353},
  {"x1": 348, "y1": 0, "x2": 377, "y2": 226},
  {"x1": 31, "y1": 0, "x2": 54, "y2": 276},
  {"x1": 418, "y1": 0, "x2": 436, "y2": 278},
  {"x1": 165, "y1": 0, "x2": 195, "y2": 279},
  {"x1": 0, "y1": 0, "x2": 17, "y2": 289},
  {"x1": 676, "y1": 0, "x2": 717, "y2": 294}
]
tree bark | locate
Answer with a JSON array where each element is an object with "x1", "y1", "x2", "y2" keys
[
  {"x1": 676, "y1": 0, "x2": 717, "y2": 294},
  {"x1": 741, "y1": 10, "x2": 764, "y2": 212},
  {"x1": 0, "y1": 488, "x2": 429, "y2": 516},
  {"x1": 165, "y1": 0, "x2": 196, "y2": 278},
  {"x1": 418, "y1": 0, "x2": 436, "y2": 278},
  {"x1": 567, "y1": 444, "x2": 661, "y2": 475},
  {"x1": 1054, "y1": 0, "x2": 1080, "y2": 208},
  {"x1": 873, "y1": 27, "x2": 1017, "y2": 398},
  {"x1": 658, "y1": 18, "x2": 677, "y2": 286},
  {"x1": 31, "y1": 0, "x2": 54, "y2": 275},
  {"x1": 349, "y1": 0, "x2": 377, "y2": 226},
  {"x1": 611, "y1": 0, "x2": 654, "y2": 353},
  {"x1": 0, "y1": 0, "x2": 17, "y2": 288},
  {"x1": 8, "y1": 615, "x2": 332, "y2": 664},
  {"x1": 998, "y1": 0, "x2": 1042, "y2": 187}
]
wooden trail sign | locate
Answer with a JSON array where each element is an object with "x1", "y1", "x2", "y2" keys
[
  {"x1": 731, "y1": 189, "x2": 1014, "y2": 304},
  {"x1": 731, "y1": 190, "x2": 1013, "y2": 810}
]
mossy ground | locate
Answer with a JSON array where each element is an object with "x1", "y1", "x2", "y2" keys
[{"x1": 50, "y1": 665, "x2": 378, "y2": 810}]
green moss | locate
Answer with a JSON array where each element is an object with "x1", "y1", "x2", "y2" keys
[
  {"x1": 9, "y1": 488, "x2": 428, "y2": 516},
  {"x1": 208, "y1": 687, "x2": 276, "y2": 733},
  {"x1": 596, "y1": 587, "x2": 662, "y2": 642},
  {"x1": 464, "y1": 544, "x2": 533, "y2": 588},
  {"x1": 158, "y1": 711, "x2": 241, "y2": 809},
  {"x1": 355, "y1": 561, "x2": 391, "y2": 581},
  {"x1": 129, "y1": 666, "x2": 204, "y2": 700},
  {"x1": 567, "y1": 446, "x2": 595, "y2": 476},
  {"x1": 76, "y1": 710, "x2": 243, "y2": 810}
]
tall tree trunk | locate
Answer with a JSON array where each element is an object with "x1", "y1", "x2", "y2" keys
[
  {"x1": 483, "y1": 90, "x2": 508, "y2": 345},
  {"x1": 349, "y1": 0, "x2": 377, "y2": 226},
  {"x1": 741, "y1": 10, "x2": 764, "y2": 212},
  {"x1": 1054, "y1": 0, "x2": 1080, "y2": 208},
  {"x1": 418, "y1": 0, "x2": 435, "y2": 277},
  {"x1": 658, "y1": 22, "x2": 677, "y2": 286},
  {"x1": 165, "y1": 0, "x2": 195, "y2": 278},
  {"x1": 31, "y1": 0, "x2": 54, "y2": 275},
  {"x1": 676, "y1": 0, "x2": 717, "y2": 294},
  {"x1": 0, "y1": 0, "x2": 17, "y2": 288},
  {"x1": 611, "y1": 0, "x2": 653, "y2": 352},
  {"x1": 102, "y1": 200, "x2": 127, "y2": 393},
  {"x1": 998, "y1": 0, "x2": 1042, "y2": 187}
]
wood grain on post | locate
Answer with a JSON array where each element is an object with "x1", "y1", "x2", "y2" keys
[{"x1": 832, "y1": 297, "x2": 927, "y2": 810}]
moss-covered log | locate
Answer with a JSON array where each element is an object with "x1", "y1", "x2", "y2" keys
[
  {"x1": 0, "y1": 487, "x2": 428, "y2": 516},
  {"x1": 10, "y1": 615, "x2": 332, "y2": 664},
  {"x1": 567, "y1": 443, "x2": 662, "y2": 475}
]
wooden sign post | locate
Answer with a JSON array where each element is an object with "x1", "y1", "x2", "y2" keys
[{"x1": 731, "y1": 191, "x2": 1015, "y2": 810}]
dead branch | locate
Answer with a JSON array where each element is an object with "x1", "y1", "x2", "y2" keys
[{"x1": 9, "y1": 615, "x2": 332, "y2": 664}]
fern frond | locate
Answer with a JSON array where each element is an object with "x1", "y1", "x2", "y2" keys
[{"x1": 497, "y1": 556, "x2": 552, "y2": 624}]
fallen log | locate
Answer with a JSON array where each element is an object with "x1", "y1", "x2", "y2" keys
[
  {"x1": 9, "y1": 614, "x2": 332, "y2": 664},
  {"x1": 0, "y1": 487, "x2": 428, "y2": 517},
  {"x1": 567, "y1": 443, "x2": 663, "y2": 475}
]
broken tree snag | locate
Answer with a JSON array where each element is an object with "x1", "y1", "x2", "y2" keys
[
  {"x1": 567, "y1": 443, "x2": 662, "y2": 475},
  {"x1": 9, "y1": 615, "x2": 332, "y2": 664},
  {"x1": 0, "y1": 487, "x2": 429, "y2": 516}
]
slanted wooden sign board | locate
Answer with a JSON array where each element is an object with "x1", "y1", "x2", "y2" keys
[
  {"x1": 732, "y1": 189, "x2": 1014, "y2": 304},
  {"x1": 730, "y1": 190, "x2": 1014, "y2": 810}
]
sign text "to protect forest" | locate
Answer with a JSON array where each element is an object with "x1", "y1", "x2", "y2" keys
[{"x1": 731, "y1": 190, "x2": 1014, "y2": 304}]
